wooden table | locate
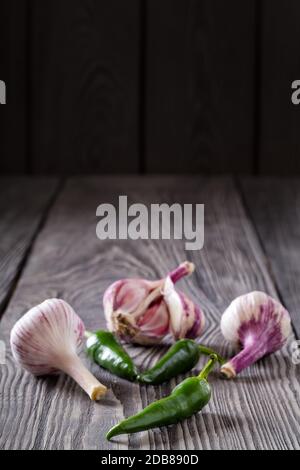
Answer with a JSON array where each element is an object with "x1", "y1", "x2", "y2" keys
[{"x1": 0, "y1": 176, "x2": 299, "y2": 450}]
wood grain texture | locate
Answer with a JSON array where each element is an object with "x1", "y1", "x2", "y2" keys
[
  {"x1": 0, "y1": 177, "x2": 59, "y2": 316},
  {"x1": 0, "y1": 176, "x2": 299, "y2": 449},
  {"x1": 240, "y1": 177, "x2": 300, "y2": 338},
  {"x1": 258, "y1": 1, "x2": 300, "y2": 174},
  {"x1": 145, "y1": 1, "x2": 256, "y2": 173},
  {"x1": 28, "y1": 0, "x2": 140, "y2": 174},
  {"x1": 0, "y1": 1, "x2": 28, "y2": 173}
]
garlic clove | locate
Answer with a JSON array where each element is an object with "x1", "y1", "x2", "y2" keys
[
  {"x1": 163, "y1": 276, "x2": 205, "y2": 340},
  {"x1": 220, "y1": 291, "x2": 291, "y2": 378},
  {"x1": 103, "y1": 261, "x2": 205, "y2": 345},
  {"x1": 10, "y1": 299, "x2": 107, "y2": 400}
]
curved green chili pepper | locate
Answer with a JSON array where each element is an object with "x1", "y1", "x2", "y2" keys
[
  {"x1": 85, "y1": 330, "x2": 138, "y2": 381},
  {"x1": 106, "y1": 354, "x2": 218, "y2": 440},
  {"x1": 138, "y1": 339, "x2": 225, "y2": 385}
]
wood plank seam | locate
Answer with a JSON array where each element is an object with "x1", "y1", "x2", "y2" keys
[{"x1": 0, "y1": 178, "x2": 64, "y2": 320}]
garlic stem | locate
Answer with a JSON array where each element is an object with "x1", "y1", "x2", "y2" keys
[
  {"x1": 221, "y1": 343, "x2": 267, "y2": 379},
  {"x1": 169, "y1": 261, "x2": 195, "y2": 284},
  {"x1": 60, "y1": 353, "x2": 107, "y2": 400}
]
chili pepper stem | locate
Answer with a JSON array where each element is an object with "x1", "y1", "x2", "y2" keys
[
  {"x1": 84, "y1": 331, "x2": 94, "y2": 339},
  {"x1": 198, "y1": 344, "x2": 226, "y2": 365},
  {"x1": 198, "y1": 354, "x2": 218, "y2": 380}
]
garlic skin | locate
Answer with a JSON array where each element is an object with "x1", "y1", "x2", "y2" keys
[
  {"x1": 220, "y1": 291, "x2": 291, "y2": 378},
  {"x1": 163, "y1": 276, "x2": 205, "y2": 339},
  {"x1": 103, "y1": 261, "x2": 205, "y2": 345},
  {"x1": 103, "y1": 278, "x2": 167, "y2": 344},
  {"x1": 10, "y1": 299, "x2": 107, "y2": 400}
]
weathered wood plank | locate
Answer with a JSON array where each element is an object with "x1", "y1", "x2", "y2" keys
[
  {"x1": 0, "y1": 177, "x2": 299, "y2": 450},
  {"x1": 28, "y1": 0, "x2": 140, "y2": 174},
  {"x1": 240, "y1": 177, "x2": 300, "y2": 339},
  {"x1": 145, "y1": 1, "x2": 256, "y2": 173},
  {"x1": 0, "y1": 177, "x2": 59, "y2": 316},
  {"x1": 258, "y1": 1, "x2": 300, "y2": 174}
]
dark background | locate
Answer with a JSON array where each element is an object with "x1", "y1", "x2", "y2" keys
[{"x1": 0, "y1": 0, "x2": 300, "y2": 175}]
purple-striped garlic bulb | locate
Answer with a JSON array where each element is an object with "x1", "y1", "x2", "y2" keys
[
  {"x1": 103, "y1": 261, "x2": 205, "y2": 345},
  {"x1": 220, "y1": 291, "x2": 291, "y2": 378},
  {"x1": 10, "y1": 299, "x2": 107, "y2": 400}
]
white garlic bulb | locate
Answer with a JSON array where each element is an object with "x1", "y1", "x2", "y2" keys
[
  {"x1": 10, "y1": 299, "x2": 107, "y2": 400},
  {"x1": 220, "y1": 291, "x2": 291, "y2": 378}
]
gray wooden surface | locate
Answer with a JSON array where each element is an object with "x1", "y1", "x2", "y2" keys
[
  {"x1": 0, "y1": 177, "x2": 59, "y2": 316},
  {"x1": 0, "y1": 177, "x2": 299, "y2": 450},
  {"x1": 241, "y1": 178, "x2": 300, "y2": 338}
]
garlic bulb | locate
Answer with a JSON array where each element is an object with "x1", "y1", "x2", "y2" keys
[
  {"x1": 10, "y1": 299, "x2": 107, "y2": 400},
  {"x1": 103, "y1": 261, "x2": 205, "y2": 345},
  {"x1": 220, "y1": 291, "x2": 291, "y2": 378}
]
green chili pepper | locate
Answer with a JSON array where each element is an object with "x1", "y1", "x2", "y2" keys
[
  {"x1": 85, "y1": 330, "x2": 138, "y2": 381},
  {"x1": 138, "y1": 339, "x2": 225, "y2": 385},
  {"x1": 106, "y1": 354, "x2": 218, "y2": 440}
]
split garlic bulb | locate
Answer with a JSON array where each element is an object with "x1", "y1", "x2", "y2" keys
[
  {"x1": 103, "y1": 261, "x2": 205, "y2": 345},
  {"x1": 10, "y1": 299, "x2": 107, "y2": 400},
  {"x1": 220, "y1": 291, "x2": 291, "y2": 378}
]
